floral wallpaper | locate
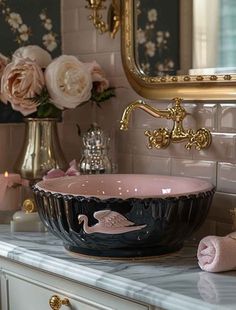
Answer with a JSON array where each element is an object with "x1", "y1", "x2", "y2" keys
[
  {"x1": 135, "y1": 0, "x2": 180, "y2": 77},
  {"x1": 0, "y1": 0, "x2": 61, "y2": 122}
]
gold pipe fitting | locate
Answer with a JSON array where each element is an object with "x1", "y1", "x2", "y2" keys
[
  {"x1": 120, "y1": 97, "x2": 212, "y2": 151},
  {"x1": 85, "y1": 0, "x2": 120, "y2": 38}
]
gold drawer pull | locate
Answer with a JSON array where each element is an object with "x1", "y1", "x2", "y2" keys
[{"x1": 49, "y1": 295, "x2": 70, "y2": 309}]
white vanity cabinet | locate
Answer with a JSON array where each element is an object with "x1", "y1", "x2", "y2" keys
[{"x1": 0, "y1": 258, "x2": 153, "y2": 310}]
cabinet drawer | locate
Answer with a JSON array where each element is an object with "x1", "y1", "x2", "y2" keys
[
  {"x1": 1, "y1": 268, "x2": 148, "y2": 310},
  {"x1": 5, "y1": 274, "x2": 102, "y2": 310}
]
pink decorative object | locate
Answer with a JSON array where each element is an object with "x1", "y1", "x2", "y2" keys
[
  {"x1": 78, "y1": 210, "x2": 146, "y2": 234},
  {"x1": 0, "y1": 172, "x2": 22, "y2": 211},
  {"x1": 43, "y1": 160, "x2": 79, "y2": 180},
  {"x1": 197, "y1": 232, "x2": 236, "y2": 272}
]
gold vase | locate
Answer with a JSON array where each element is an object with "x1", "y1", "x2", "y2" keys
[{"x1": 14, "y1": 118, "x2": 68, "y2": 183}]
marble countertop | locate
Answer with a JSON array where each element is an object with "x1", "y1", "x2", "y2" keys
[{"x1": 0, "y1": 225, "x2": 235, "y2": 310}]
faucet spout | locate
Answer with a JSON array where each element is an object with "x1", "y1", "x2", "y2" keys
[{"x1": 120, "y1": 99, "x2": 172, "y2": 131}]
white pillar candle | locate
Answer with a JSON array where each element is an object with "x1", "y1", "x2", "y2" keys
[{"x1": 0, "y1": 172, "x2": 22, "y2": 211}]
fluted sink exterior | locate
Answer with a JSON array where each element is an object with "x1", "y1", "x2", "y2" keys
[{"x1": 33, "y1": 174, "x2": 215, "y2": 258}]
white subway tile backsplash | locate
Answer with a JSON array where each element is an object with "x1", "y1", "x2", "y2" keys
[
  {"x1": 192, "y1": 219, "x2": 217, "y2": 241},
  {"x1": 181, "y1": 103, "x2": 197, "y2": 129},
  {"x1": 63, "y1": 9, "x2": 78, "y2": 33},
  {"x1": 130, "y1": 129, "x2": 158, "y2": 156},
  {"x1": 218, "y1": 103, "x2": 236, "y2": 132},
  {"x1": 96, "y1": 31, "x2": 120, "y2": 53},
  {"x1": 217, "y1": 162, "x2": 236, "y2": 194},
  {"x1": 193, "y1": 133, "x2": 236, "y2": 162},
  {"x1": 78, "y1": 8, "x2": 96, "y2": 31},
  {"x1": 209, "y1": 192, "x2": 236, "y2": 223},
  {"x1": 61, "y1": 123, "x2": 82, "y2": 163},
  {"x1": 113, "y1": 52, "x2": 126, "y2": 78},
  {"x1": 167, "y1": 143, "x2": 194, "y2": 159},
  {"x1": 63, "y1": 31, "x2": 96, "y2": 54},
  {"x1": 117, "y1": 154, "x2": 133, "y2": 173},
  {"x1": 62, "y1": 0, "x2": 81, "y2": 9},
  {"x1": 116, "y1": 130, "x2": 133, "y2": 154},
  {"x1": 133, "y1": 155, "x2": 171, "y2": 175},
  {"x1": 194, "y1": 103, "x2": 218, "y2": 131},
  {"x1": 132, "y1": 102, "x2": 170, "y2": 130},
  {"x1": 78, "y1": 52, "x2": 118, "y2": 77},
  {"x1": 171, "y1": 158, "x2": 217, "y2": 184},
  {"x1": 216, "y1": 222, "x2": 232, "y2": 236}
]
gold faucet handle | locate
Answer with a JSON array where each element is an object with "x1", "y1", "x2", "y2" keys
[
  {"x1": 145, "y1": 128, "x2": 171, "y2": 149},
  {"x1": 49, "y1": 295, "x2": 70, "y2": 309},
  {"x1": 185, "y1": 128, "x2": 212, "y2": 150}
]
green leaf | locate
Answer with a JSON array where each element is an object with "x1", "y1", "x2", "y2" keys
[
  {"x1": 29, "y1": 87, "x2": 62, "y2": 118},
  {"x1": 91, "y1": 87, "x2": 116, "y2": 104}
]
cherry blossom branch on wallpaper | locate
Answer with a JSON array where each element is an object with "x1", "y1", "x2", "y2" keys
[{"x1": 0, "y1": 0, "x2": 58, "y2": 52}]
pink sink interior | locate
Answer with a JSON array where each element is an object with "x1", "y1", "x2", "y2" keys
[{"x1": 35, "y1": 174, "x2": 214, "y2": 199}]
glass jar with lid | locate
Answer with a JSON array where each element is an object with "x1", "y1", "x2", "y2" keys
[{"x1": 79, "y1": 123, "x2": 112, "y2": 174}]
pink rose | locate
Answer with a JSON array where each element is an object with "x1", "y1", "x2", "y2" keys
[
  {"x1": 0, "y1": 53, "x2": 9, "y2": 102},
  {"x1": 0, "y1": 53, "x2": 8, "y2": 77},
  {"x1": 45, "y1": 55, "x2": 92, "y2": 109},
  {"x1": 13, "y1": 45, "x2": 52, "y2": 68},
  {"x1": 1, "y1": 58, "x2": 45, "y2": 115},
  {"x1": 85, "y1": 60, "x2": 109, "y2": 93}
]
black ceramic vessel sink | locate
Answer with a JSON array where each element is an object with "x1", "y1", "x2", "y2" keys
[{"x1": 33, "y1": 174, "x2": 215, "y2": 258}]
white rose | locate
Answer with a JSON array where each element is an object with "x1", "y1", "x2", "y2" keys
[
  {"x1": 13, "y1": 45, "x2": 52, "y2": 68},
  {"x1": 45, "y1": 55, "x2": 92, "y2": 110}
]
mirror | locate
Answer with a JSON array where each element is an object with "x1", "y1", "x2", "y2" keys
[
  {"x1": 192, "y1": 0, "x2": 236, "y2": 74},
  {"x1": 121, "y1": 0, "x2": 236, "y2": 101},
  {"x1": 134, "y1": 0, "x2": 180, "y2": 77}
]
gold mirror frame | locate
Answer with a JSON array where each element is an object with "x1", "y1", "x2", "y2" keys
[{"x1": 121, "y1": 0, "x2": 236, "y2": 101}]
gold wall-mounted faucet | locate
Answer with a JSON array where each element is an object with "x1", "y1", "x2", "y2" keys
[{"x1": 120, "y1": 97, "x2": 212, "y2": 150}]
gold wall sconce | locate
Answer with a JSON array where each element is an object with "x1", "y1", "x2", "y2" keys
[
  {"x1": 120, "y1": 97, "x2": 212, "y2": 151},
  {"x1": 85, "y1": 0, "x2": 120, "y2": 38}
]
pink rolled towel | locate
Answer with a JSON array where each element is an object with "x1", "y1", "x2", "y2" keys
[{"x1": 197, "y1": 232, "x2": 236, "y2": 272}]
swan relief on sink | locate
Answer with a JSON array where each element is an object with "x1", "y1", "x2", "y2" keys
[{"x1": 78, "y1": 210, "x2": 147, "y2": 234}]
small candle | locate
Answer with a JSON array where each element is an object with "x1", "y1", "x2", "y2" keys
[
  {"x1": 0, "y1": 172, "x2": 22, "y2": 211},
  {"x1": 10, "y1": 199, "x2": 45, "y2": 232}
]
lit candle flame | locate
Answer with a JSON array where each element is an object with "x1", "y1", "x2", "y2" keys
[{"x1": 4, "y1": 171, "x2": 8, "y2": 177}]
